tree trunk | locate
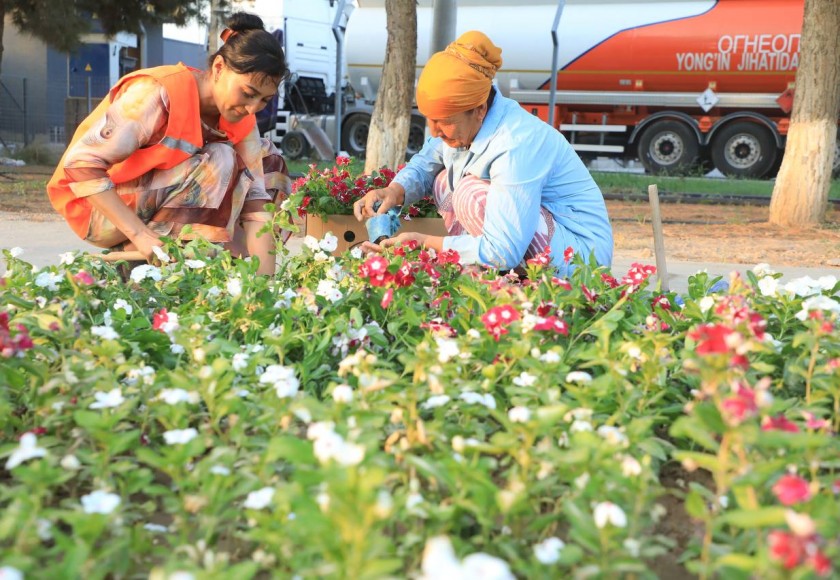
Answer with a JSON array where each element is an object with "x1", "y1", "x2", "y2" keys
[
  {"x1": 0, "y1": 0, "x2": 6, "y2": 77},
  {"x1": 768, "y1": 0, "x2": 840, "y2": 226},
  {"x1": 364, "y1": 0, "x2": 417, "y2": 173}
]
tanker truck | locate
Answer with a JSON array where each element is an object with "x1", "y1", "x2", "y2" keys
[{"x1": 344, "y1": 0, "x2": 840, "y2": 179}]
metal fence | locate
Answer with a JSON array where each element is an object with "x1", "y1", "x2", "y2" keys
[{"x1": 0, "y1": 74, "x2": 111, "y2": 151}]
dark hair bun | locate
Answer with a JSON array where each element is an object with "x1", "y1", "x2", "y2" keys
[{"x1": 227, "y1": 12, "x2": 265, "y2": 33}]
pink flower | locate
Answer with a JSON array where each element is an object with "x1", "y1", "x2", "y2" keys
[
  {"x1": 526, "y1": 246, "x2": 551, "y2": 267},
  {"x1": 762, "y1": 415, "x2": 800, "y2": 433},
  {"x1": 481, "y1": 304, "x2": 520, "y2": 341},
  {"x1": 801, "y1": 411, "x2": 831, "y2": 430},
  {"x1": 721, "y1": 385, "x2": 758, "y2": 425},
  {"x1": 73, "y1": 271, "x2": 95, "y2": 285},
  {"x1": 772, "y1": 474, "x2": 812, "y2": 506},
  {"x1": 152, "y1": 308, "x2": 170, "y2": 332},
  {"x1": 533, "y1": 316, "x2": 569, "y2": 335}
]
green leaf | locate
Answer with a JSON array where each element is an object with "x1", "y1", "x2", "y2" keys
[
  {"x1": 265, "y1": 436, "x2": 315, "y2": 465},
  {"x1": 718, "y1": 507, "x2": 786, "y2": 529},
  {"x1": 670, "y1": 416, "x2": 720, "y2": 451},
  {"x1": 684, "y1": 490, "x2": 708, "y2": 520}
]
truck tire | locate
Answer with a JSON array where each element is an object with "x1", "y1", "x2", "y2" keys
[
  {"x1": 407, "y1": 116, "x2": 427, "y2": 158},
  {"x1": 281, "y1": 131, "x2": 309, "y2": 160},
  {"x1": 342, "y1": 114, "x2": 370, "y2": 158},
  {"x1": 711, "y1": 121, "x2": 778, "y2": 179},
  {"x1": 638, "y1": 120, "x2": 700, "y2": 175}
]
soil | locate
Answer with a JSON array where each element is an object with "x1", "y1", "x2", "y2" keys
[{"x1": 3, "y1": 164, "x2": 839, "y2": 268}]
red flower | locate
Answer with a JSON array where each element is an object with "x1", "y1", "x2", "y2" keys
[
  {"x1": 152, "y1": 308, "x2": 169, "y2": 332},
  {"x1": 481, "y1": 304, "x2": 521, "y2": 341},
  {"x1": 688, "y1": 323, "x2": 735, "y2": 355},
  {"x1": 601, "y1": 273, "x2": 619, "y2": 288},
  {"x1": 581, "y1": 284, "x2": 599, "y2": 303},
  {"x1": 359, "y1": 255, "x2": 389, "y2": 279},
  {"x1": 436, "y1": 249, "x2": 461, "y2": 265},
  {"x1": 526, "y1": 246, "x2": 551, "y2": 267},
  {"x1": 380, "y1": 288, "x2": 394, "y2": 308},
  {"x1": 1, "y1": 312, "x2": 34, "y2": 358},
  {"x1": 621, "y1": 263, "x2": 657, "y2": 287},
  {"x1": 762, "y1": 415, "x2": 800, "y2": 433},
  {"x1": 768, "y1": 530, "x2": 806, "y2": 570},
  {"x1": 563, "y1": 246, "x2": 574, "y2": 263},
  {"x1": 551, "y1": 277, "x2": 572, "y2": 291},
  {"x1": 772, "y1": 474, "x2": 812, "y2": 506},
  {"x1": 420, "y1": 320, "x2": 457, "y2": 337},
  {"x1": 533, "y1": 316, "x2": 569, "y2": 335},
  {"x1": 652, "y1": 295, "x2": 671, "y2": 310}
]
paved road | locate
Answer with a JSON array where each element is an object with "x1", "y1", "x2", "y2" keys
[{"x1": 2, "y1": 212, "x2": 838, "y2": 294}]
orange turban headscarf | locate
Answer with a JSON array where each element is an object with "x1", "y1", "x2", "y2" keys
[{"x1": 416, "y1": 31, "x2": 503, "y2": 119}]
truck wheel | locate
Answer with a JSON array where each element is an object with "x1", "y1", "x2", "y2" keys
[
  {"x1": 281, "y1": 131, "x2": 309, "y2": 160},
  {"x1": 342, "y1": 114, "x2": 370, "y2": 158},
  {"x1": 711, "y1": 121, "x2": 778, "y2": 179},
  {"x1": 406, "y1": 116, "x2": 427, "y2": 158},
  {"x1": 638, "y1": 120, "x2": 700, "y2": 175}
]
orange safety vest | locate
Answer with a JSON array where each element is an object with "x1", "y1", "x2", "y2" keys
[{"x1": 47, "y1": 63, "x2": 256, "y2": 239}]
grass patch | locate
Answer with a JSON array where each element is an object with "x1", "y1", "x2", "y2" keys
[{"x1": 592, "y1": 171, "x2": 840, "y2": 200}]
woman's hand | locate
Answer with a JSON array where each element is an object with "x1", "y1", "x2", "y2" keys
[
  {"x1": 129, "y1": 228, "x2": 165, "y2": 263},
  {"x1": 353, "y1": 183, "x2": 406, "y2": 221},
  {"x1": 361, "y1": 232, "x2": 444, "y2": 255}
]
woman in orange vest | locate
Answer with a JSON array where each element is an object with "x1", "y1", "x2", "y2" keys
[{"x1": 47, "y1": 13, "x2": 289, "y2": 275}]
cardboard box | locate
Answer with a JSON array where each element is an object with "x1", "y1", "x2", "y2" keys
[{"x1": 305, "y1": 214, "x2": 448, "y2": 254}]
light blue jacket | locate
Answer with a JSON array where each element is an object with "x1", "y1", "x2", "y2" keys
[{"x1": 394, "y1": 92, "x2": 614, "y2": 274}]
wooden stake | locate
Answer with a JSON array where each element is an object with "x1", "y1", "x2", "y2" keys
[
  {"x1": 91, "y1": 251, "x2": 145, "y2": 263},
  {"x1": 647, "y1": 184, "x2": 670, "y2": 292}
]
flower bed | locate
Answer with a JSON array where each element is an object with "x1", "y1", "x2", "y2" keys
[
  {"x1": 287, "y1": 157, "x2": 443, "y2": 251},
  {"x1": 1, "y1": 240, "x2": 839, "y2": 578}
]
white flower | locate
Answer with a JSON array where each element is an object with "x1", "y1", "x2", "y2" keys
[
  {"x1": 753, "y1": 263, "x2": 776, "y2": 277},
  {"x1": 332, "y1": 384, "x2": 354, "y2": 403},
  {"x1": 512, "y1": 372, "x2": 537, "y2": 387},
  {"x1": 570, "y1": 420, "x2": 593, "y2": 433},
  {"x1": 539, "y1": 350, "x2": 561, "y2": 363},
  {"x1": 698, "y1": 295, "x2": 715, "y2": 313},
  {"x1": 597, "y1": 425, "x2": 628, "y2": 446},
  {"x1": 8, "y1": 247, "x2": 23, "y2": 258},
  {"x1": 0, "y1": 566, "x2": 23, "y2": 580},
  {"x1": 533, "y1": 536, "x2": 565, "y2": 564},
  {"x1": 151, "y1": 245, "x2": 171, "y2": 264},
  {"x1": 795, "y1": 294, "x2": 840, "y2": 321},
  {"x1": 125, "y1": 366, "x2": 155, "y2": 386},
  {"x1": 60, "y1": 454, "x2": 82, "y2": 471},
  {"x1": 624, "y1": 538, "x2": 641, "y2": 557},
  {"x1": 259, "y1": 365, "x2": 300, "y2": 399},
  {"x1": 784, "y1": 509, "x2": 816, "y2": 537},
  {"x1": 226, "y1": 277, "x2": 242, "y2": 298},
  {"x1": 184, "y1": 259, "x2": 205, "y2": 269},
  {"x1": 435, "y1": 337, "x2": 460, "y2": 363},
  {"x1": 621, "y1": 456, "x2": 643, "y2": 477},
  {"x1": 59, "y1": 251, "x2": 77, "y2": 265},
  {"x1": 232, "y1": 352, "x2": 249, "y2": 372},
  {"x1": 420, "y1": 536, "x2": 514, "y2": 580},
  {"x1": 163, "y1": 428, "x2": 198, "y2": 445},
  {"x1": 303, "y1": 235, "x2": 321, "y2": 251},
  {"x1": 81, "y1": 490, "x2": 121, "y2": 514},
  {"x1": 421, "y1": 395, "x2": 451, "y2": 410},
  {"x1": 113, "y1": 298, "x2": 133, "y2": 315},
  {"x1": 459, "y1": 392, "x2": 496, "y2": 409},
  {"x1": 316, "y1": 489, "x2": 330, "y2": 512},
  {"x1": 5, "y1": 433, "x2": 47, "y2": 470},
  {"x1": 335, "y1": 442, "x2": 365, "y2": 467},
  {"x1": 243, "y1": 487, "x2": 274, "y2": 510},
  {"x1": 168, "y1": 572, "x2": 196, "y2": 580},
  {"x1": 306, "y1": 421, "x2": 335, "y2": 441},
  {"x1": 170, "y1": 344, "x2": 185, "y2": 355},
  {"x1": 36, "y1": 517, "x2": 53, "y2": 540},
  {"x1": 757, "y1": 275, "x2": 778, "y2": 297},
  {"x1": 129, "y1": 264, "x2": 162, "y2": 283},
  {"x1": 158, "y1": 389, "x2": 200, "y2": 405},
  {"x1": 34, "y1": 271, "x2": 63, "y2": 291},
  {"x1": 508, "y1": 406, "x2": 531, "y2": 423},
  {"x1": 593, "y1": 501, "x2": 627, "y2": 529},
  {"x1": 350, "y1": 246, "x2": 364, "y2": 259},
  {"x1": 565, "y1": 370, "x2": 592, "y2": 384},
  {"x1": 206, "y1": 285, "x2": 221, "y2": 297},
  {"x1": 210, "y1": 465, "x2": 231, "y2": 476},
  {"x1": 91, "y1": 325, "x2": 120, "y2": 341},
  {"x1": 89, "y1": 388, "x2": 125, "y2": 409},
  {"x1": 143, "y1": 523, "x2": 168, "y2": 533},
  {"x1": 319, "y1": 233, "x2": 339, "y2": 252},
  {"x1": 316, "y1": 279, "x2": 343, "y2": 303}
]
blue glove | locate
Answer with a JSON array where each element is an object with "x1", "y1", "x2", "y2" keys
[{"x1": 365, "y1": 201, "x2": 402, "y2": 244}]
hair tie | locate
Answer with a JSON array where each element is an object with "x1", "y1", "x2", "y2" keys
[{"x1": 220, "y1": 28, "x2": 237, "y2": 43}]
